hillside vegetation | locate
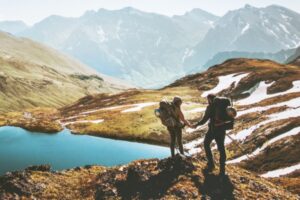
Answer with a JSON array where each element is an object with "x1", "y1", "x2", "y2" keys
[
  {"x1": 0, "y1": 31, "x2": 128, "y2": 112},
  {"x1": 0, "y1": 155, "x2": 298, "y2": 199},
  {"x1": 1, "y1": 58, "x2": 299, "y2": 196}
]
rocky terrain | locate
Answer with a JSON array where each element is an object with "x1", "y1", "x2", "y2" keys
[
  {"x1": 0, "y1": 155, "x2": 298, "y2": 199},
  {"x1": 0, "y1": 57, "x2": 299, "y2": 197}
]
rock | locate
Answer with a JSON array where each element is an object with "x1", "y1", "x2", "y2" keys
[{"x1": 25, "y1": 165, "x2": 51, "y2": 172}]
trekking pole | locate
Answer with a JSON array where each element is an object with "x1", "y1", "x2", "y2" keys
[{"x1": 225, "y1": 132, "x2": 251, "y2": 160}]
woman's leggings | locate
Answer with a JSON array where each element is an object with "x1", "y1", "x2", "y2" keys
[{"x1": 167, "y1": 126, "x2": 184, "y2": 157}]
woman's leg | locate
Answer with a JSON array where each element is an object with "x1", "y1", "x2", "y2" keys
[
  {"x1": 176, "y1": 127, "x2": 184, "y2": 154},
  {"x1": 168, "y1": 127, "x2": 176, "y2": 157}
]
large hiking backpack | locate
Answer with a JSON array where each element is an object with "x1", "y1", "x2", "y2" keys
[
  {"x1": 155, "y1": 100, "x2": 180, "y2": 127},
  {"x1": 213, "y1": 97, "x2": 236, "y2": 130}
]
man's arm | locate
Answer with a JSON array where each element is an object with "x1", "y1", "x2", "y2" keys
[{"x1": 196, "y1": 105, "x2": 211, "y2": 126}]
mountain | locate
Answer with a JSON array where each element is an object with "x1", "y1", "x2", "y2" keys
[
  {"x1": 0, "y1": 31, "x2": 128, "y2": 112},
  {"x1": 286, "y1": 46, "x2": 300, "y2": 66},
  {"x1": 172, "y1": 8, "x2": 219, "y2": 45},
  {"x1": 0, "y1": 155, "x2": 298, "y2": 199},
  {"x1": 199, "y1": 47, "x2": 297, "y2": 70},
  {"x1": 185, "y1": 4, "x2": 300, "y2": 71},
  {"x1": 18, "y1": 7, "x2": 219, "y2": 87},
  {"x1": 0, "y1": 21, "x2": 28, "y2": 34},
  {"x1": 1, "y1": 58, "x2": 299, "y2": 197},
  {"x1": 55, "y1": 58, "x2": 299, "y2": 195}
]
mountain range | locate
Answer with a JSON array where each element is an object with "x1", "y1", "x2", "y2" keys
[{"x1": 1, "y1": 4, "x2": 300, "y2": 87}]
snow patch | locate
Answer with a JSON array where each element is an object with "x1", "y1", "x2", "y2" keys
[
  {"x1": 201, "y1": 73, "x2": 249, "y2": 97},
  {"x1": 280, "y1": 14, "x2": 290, "y2": 21},
  {"x1": 96, "y1": 26, "x2": 107, "y2": 43},
  {"x1": 278, "y1": 23, "x2": 290, "y2": 34},
  {"x1": 81, "y1": 105, "x2": 129, "y2": 115},
  {"x1": 261, "y1": 162, "x2": 300, "y2": 178},
  {"x1": 238, "y1": 96, "x2": 300, "y2": 117},
  {"x1": 121, "y1": 102, "x2": 157, "y2": 113},
  {"x1": 156, "y1": 37, "x2": 162, "y2": 47},
  {"x1": 186, "y1": 107, "x2": 206, "y2": 114},
  {"x1": 241, "y1": 23, "x2": 250, "y2": 35},
  {"x1": 182, "y1": 49, "x2": 195, "y2": 63},
  {"x1": 238, "y1": 80, "x2": 300, "y2": 105},
  {"x1": 63, "y1": 119, "x2": 104, "y2": 126},
  {"x1": 227, "y1": 127, "x2": 300, "y2": 164},
  {"x1": 184, "y1": 137, "x2": 204, "y2": 155},
  {"x1": 232, "y1": 106, "x2": 300, "y2": 142}
]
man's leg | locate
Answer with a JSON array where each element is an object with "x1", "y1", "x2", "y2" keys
[
  {"x1": 215, "y1": 128, "x2": 226, "y2": 175},
  {"x1": 168, "y1": 127, "x2": 176, "y2": 157},
  {"x1": 176, "y1": 127, "x2": 184, "y2": 155},
  {"x1": 204, "y1": 129, "x2": 215, "y2": 169}
]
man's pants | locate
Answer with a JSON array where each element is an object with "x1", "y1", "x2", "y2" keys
[
  {"x1": 168, "y1": 126, "x2": 184, "y2": 157},
  {"x1": 204, "y1": 127, "x2": 226, "y2": 167}
]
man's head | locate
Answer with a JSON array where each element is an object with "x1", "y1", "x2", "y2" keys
[
  {"x1": 173, "y1": 96, "x2": 182, "y2": 107},
  {"x1": 207, "y1": 94, "x2": 216, "y2": 105}
]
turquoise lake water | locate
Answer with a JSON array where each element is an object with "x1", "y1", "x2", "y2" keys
[{"x1": 0, "y1": 126, "x2": 169, "y2": 175}]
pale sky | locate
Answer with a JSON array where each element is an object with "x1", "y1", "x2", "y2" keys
[{"x1": 0, "y1": 0, "x2": 299, "y2": 25}]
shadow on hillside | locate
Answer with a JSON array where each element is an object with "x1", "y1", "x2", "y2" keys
[
  {"x1": 115, "y1": 155, "x2": 195, "y2": 199},
  {"x1": 95, "y1": 155, "x2": 235, "y2": 199},
  {"x1": 191, "y1": 172, "x2": 235, "y2": 200}
]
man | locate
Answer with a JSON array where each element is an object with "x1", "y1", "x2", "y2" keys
[
  {"x1": 167, "y1": 96, "x2": 192, "y2": 157},
  {"x1": 193, "y1": 94, "x2": 228, "y2": 176}
]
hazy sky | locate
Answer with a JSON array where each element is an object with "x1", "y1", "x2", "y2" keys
[{"x1": 0, "y1": 0, "x2": 299, "y2": 25}]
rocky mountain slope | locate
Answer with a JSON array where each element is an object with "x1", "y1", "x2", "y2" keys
[
  {"x1": 185, "y1": 4, "x2": 300, "y2": 70},
  {"x1": 57, "y1": 58, "x2": 300, "y2": 195},
  {"x1": 286, "y1": 46, "x2": 300, "y2": 66},
  {"x1": 16, "y1": 7, "x2": 218, "y2": 87},
  {"x1": 1, "y1": 57, "x2": 299, "y2": 197},
  {"x1": 0, "y1": 155, "x2": 298, "y2": 199},
  {"x1": 0, "y1": 31, "x2": 128, "y2": 112},
  {"x1": 199, "y1": 47, "x2": 296, "y2": 71},
  {"x1": 3, "y1": 5, "x2": 299, "y2": 88}
]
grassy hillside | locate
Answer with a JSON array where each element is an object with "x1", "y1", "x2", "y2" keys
[{"x1": 0, "y1": 31, "x2": 128, "y2": 112}]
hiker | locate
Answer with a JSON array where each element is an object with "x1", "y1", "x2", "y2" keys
[
  {"x1": 193, "y1": 94, "x2": 235, "y2": 176},
  {"x1": 156, "y1": 97, "x2": 192, "y2": 157}
]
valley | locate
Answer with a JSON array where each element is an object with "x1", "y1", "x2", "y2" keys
[{"x1": 0, "y1": 4, "x2": 300, "y2": 198}]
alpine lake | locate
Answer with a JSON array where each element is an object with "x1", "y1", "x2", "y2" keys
[{"x1": 0, "y1": 126, "x2": 169, "y2": 175}]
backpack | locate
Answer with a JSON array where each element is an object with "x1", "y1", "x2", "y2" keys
[
  {"x1": 155, "y1": 100, "x2": 180, "y2": 127},
  {"x1": 213, "y1": 97, "x2": 236, "y2": 130}
]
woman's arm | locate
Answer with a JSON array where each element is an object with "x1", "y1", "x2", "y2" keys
[{"x1": 178, "y1": 109, "x2": 191, "y2": 127}]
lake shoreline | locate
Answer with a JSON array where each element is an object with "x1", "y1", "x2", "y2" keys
[{"x1": 0, "y1": 126, "x2": 170, "y2": 176}]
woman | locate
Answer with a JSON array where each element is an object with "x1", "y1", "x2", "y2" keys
[{"x1": 168, "y1": 96, "x2": 192, "y2": 157}]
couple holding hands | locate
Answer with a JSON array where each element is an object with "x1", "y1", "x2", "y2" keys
[{"x1": 165, "y1": 94, "x2": 235, "y2": 176}]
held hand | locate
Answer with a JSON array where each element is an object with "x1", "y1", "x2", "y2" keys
[{"x1": 192, "y1": 124, "x2": 198, "y2": 129}]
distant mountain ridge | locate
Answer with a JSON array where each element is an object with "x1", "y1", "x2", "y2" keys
[
  {"x1": 198, "y1": 47, "x2": 297, "y2": 70},
  {"x1": 184, "y1": 4, "x2": 300, "y2": 71},
  {"x1": 286, "y1": 46, "x2": 300, "y2": 66},
  {"x1": 1, "y1": 5, "x2": 300, "y2": 88},
  {"x1": 15, "y1": 7, "x2": 219, "y2": 88}
]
